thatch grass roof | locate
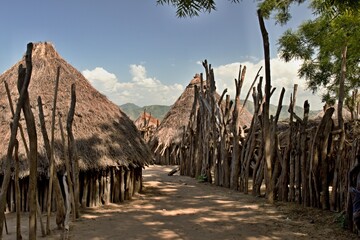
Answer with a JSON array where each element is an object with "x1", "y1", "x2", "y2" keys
[
  {"x1": 150, "y1": 77, "x2": 198, "y2": 154},
  {"x1": 0, "y1": 42, "x2": 151, "y2": 177},
  {"x1": 313, "y1": 104, "x2": 353, "y2": 123},
  {"x1": 134, "y1": 112, "x2": 159, "y2": 130},
  {"x1": 150, "y1": 74, "x2": 253, "y2": 154}
]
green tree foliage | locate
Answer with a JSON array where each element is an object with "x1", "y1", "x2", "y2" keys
[
  {"x1": 156, "y1": 0, "x2": 240, "y2": 17},
  {"x1": 259, "y1": 0, "x2": 360, "y2": 24},
  {"x1": 277, "y1": 1, "x2": 360, "y2": 104},
  {"x1": 157, "y1": 0, "x2": 360, "y2": 105},
  {"x1": 258, "y1": 0, "x2": 306, "y2": 24}
]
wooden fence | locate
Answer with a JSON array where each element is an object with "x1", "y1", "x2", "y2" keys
[{"x1": 177, "y1": 60, "x2": 360, "y2": 232}]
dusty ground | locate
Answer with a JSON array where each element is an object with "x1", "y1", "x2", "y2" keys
[{"x1": 3, "y1": 165, "x2": 357, "y2": 239}]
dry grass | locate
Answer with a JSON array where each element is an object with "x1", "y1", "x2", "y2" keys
[{"x1": 0, "y1": 42, "x2": 151, "y2": 177}]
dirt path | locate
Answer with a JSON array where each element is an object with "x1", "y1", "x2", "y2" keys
[{"x1": 3, "y1": 165, "x2": 356, "y2": 239}]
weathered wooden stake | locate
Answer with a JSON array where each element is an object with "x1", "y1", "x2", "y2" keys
[{"x1": 46, "y1": 66, "x2": 61, "y2": 234}]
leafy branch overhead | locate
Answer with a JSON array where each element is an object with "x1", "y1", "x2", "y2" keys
[
  {"x1": 156, "y1": 0, "x2": 240, "y2": 17},
  {"x1": 277, "y1": 1, "x2": 360, "y2": 104},
  {"x1": 157, "y1": 0, "x2": 360, "y2": 107}
]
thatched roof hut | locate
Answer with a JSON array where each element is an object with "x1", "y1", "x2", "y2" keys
[
  {"x1": 150, "y1": 74, "x2": 253, "y2": 161},
  {"x1": 150, "y1": 75, "x2": 201, "y2": 156},
  {"x1": 0, "y1": 42, "x2": 151, "y2": 178},
  {"x1": 134, "y1": 112, "x2": 160, "y2": 130},
  {"x1": 313, "y1": 103, "x2": 353, "y2": 123},
  {"x1": 134, "y1": 111, "x2": 159, "y2": 143}
]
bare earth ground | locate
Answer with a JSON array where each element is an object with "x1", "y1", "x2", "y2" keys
[{"x1": 3, "y1": 165, "x2": 357, "y2": 239}]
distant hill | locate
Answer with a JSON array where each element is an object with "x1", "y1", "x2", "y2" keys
[
  {"x1": 120, "y1": 103, "x2": 171, "y2": 121},
  {"x1": 120, "y1": 101, "x2": 320, "y2": 122}
]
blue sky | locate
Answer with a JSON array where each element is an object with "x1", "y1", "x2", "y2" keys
[{"x1": 0, "y1": 0, "x2": 323, "y2": 109}]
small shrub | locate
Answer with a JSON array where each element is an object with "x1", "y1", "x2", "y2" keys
[{"x1": 197, "y1": 174, "x2": 207, "y2": 183}]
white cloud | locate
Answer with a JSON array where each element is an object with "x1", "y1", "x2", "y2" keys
[
  {"x1": 212, "y1": 56, "x2": 324, "y2": 110},
  {"x1": 82, "y1": 65, "x2": 184, "y2": 106},
  {"x1": 82, "y1": 57, "x2": 324, "y2": 110}
]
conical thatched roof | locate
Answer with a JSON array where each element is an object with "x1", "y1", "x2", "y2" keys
[
  {"x1": 313, "y1": 103, "x2": 353, "y2": 123},
  {"x1": 150, "y1": 74, "x2": 253, "y2": 154},
  {"x1": 134, "y1": 112, "x2": 159, "y2": 130},
  {"x1": 0, "y1": 42, "x2": 151, "y2": 177}
]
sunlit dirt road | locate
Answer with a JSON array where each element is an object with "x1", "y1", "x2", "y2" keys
[{"x1": 4, "y1": 165, "x2": 355, "y2": 239}]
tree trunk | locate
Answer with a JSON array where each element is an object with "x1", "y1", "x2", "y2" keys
[{"x1": 331, "y1": 45, "x2": 347, "y2": 211}]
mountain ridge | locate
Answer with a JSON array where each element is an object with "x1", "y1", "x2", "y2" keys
[
  {"x1": 120, "y1": 101, "x2": 321, "y2": 122},
  {"x1": 120, "y1": 103, "x2": 171, "y2": 121}
]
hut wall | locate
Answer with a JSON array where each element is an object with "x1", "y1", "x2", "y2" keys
[
  {"x1": 1, "y1": 166, "x2": 143, "y2": 212},
  {"x1": 154, "y1": 144, "x2": 181, "y2": 166}
]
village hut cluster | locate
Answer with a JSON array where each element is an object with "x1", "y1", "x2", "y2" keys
[
  {"x1": 150, "y1": 73, "x2": 253, "y2": 166},
  {"x1": 0, "y1": 42, "x2": 151, "y2": 236},
  {"x1": 1, "y1": 42, "x2": 359, "y2": 238}
]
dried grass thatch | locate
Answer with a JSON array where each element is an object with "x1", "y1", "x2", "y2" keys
[
  {"x1": 313, "y1": 103, "x2": 353, "y2": 123},
  {"x1": 134, "y1": 112, "x2": 159, "y2": 130},
  {"x1": 150, "y1": 74, "x2": 253, "y2": 155},
  {"x1": 0, "y1": 42, "x2": 151, "y2": 177}
]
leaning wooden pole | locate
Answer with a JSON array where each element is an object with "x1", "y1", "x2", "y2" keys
[
  {"x1": 7, "y1": 78, "x2": 46, "y2": 237},
  {"x1": 4, "y1": 81, "x2": 29, "y2": 157},
  {"x1": 38, "y1": 96, "x2": 65, "y2": 229},
  {"x1": 257, "y1": 9, "x2": 273, "y2": 203},
  {"x1": 14, "y1": 140, "x2": 22, "y2": 240},
  {"x1": 46, "y1": 66, "x2": 61, "y2": 234},
  {"x1": 19, "y1": 55, "x2": 38, "y2": 240},
  {"x1": 66, "y1": 84, "x2": 80, "y2": 218},
  {"x1": 59, "y1": 116, "x2": 76, "y2": 222},
  {"x1": 0, "y1": 44, "x2": 33, "y2": 238}
]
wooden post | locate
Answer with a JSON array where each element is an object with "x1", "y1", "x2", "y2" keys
[
  {"x1": 309, "y1": 108, "x2": 334, "y2": 209},
  {"x1": 62, "y1": 174, "x2": 71, "y2": 231},
  {"x1": 14, "y1": 140, "x2": 22, "y2": 240},
  {"x1": 89, "y1": 174, "x2": 94, "y2": 207},
  {"x1": 59, "y1": 116, "x2": 76, "y2": 220},
  {"x1": 331, "y1": 45, "x2": 347, "y2": 211},
  {"x1": 127, "y1": 170, "x2": 134, "y2": 200},
  {"x1": 82, "y1": 175, "x2": 88, "y2": 207},
  {"x1": 38, "y1": 96, "x2": 65, "y2": 230},
  {"x1": 67, "y1": 84, "x2": 80, "y2": 217},
  {"x1": 230, "y1": 66, "x2": 245, "y2": 190},
  {"x1": 119, "y1": 168, "x2": 124, "y2": 202},
  {"x1": 4, "y1": 81, "x2": 29, "y2": 157},
  {"x1": 258, "y1": 9, "x2": 273, "y2": 203},
  {"x1": 0, "y1": 43, "x2": 33, "y2": 237},
  {"x1": 113, "y1": 170, "x2": 120, "y2": 203},
  {"x1": 301, "y1": 101, "x2": 310, "y2": 206},
  {"x1": 94, "y1": 173, "x2": 99, "y2": 206},
  {"x1": 46, "y1": 66, "x2": 61, "y2": 234},
  {"x1": 17, "y1": 49, "x2": 38, "y2": 240},
  {"x1": 105, "y1": 170, "x2": 111, "y2": 205}
]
